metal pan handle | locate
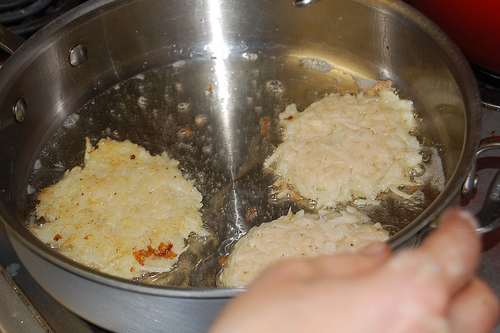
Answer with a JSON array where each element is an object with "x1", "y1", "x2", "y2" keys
[
  {"x1": 413, "y1": 136, "x2": 500, "y2": 245},
  {"x1": 462, "y1": 136, "x2": 500, "y2": 197},
  {"x1": 475, "y1": 169, "x2": 500, "y2": 233},
  {"x1": 456, "y1": 135, "x2": 500, "y2": 234},
  {"x1": 0, "y1": 25, "x2": 25, "y2": 55},
  {"x1": 462, "y1": 136, "x2": 500, "y2": 233}
]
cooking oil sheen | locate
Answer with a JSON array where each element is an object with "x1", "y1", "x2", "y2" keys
[{"x1": 26, "y1": 54, "x2": 444, "y2": 287}]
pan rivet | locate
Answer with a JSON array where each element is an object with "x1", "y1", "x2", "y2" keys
[
  {"x1": 13, "y1": 98, "x2": 27, "y2": 122},
  {"x1": 69, "y1": 44, "x2": 88, "y2": 67},
  {"x1": 292, "y1": 0, "x2": 321, "y2": 6}
]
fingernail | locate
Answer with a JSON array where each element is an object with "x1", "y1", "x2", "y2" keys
[
  {"x1": 456, "y1": 209, "x2": 480, "y2": 230},
  {"x1": 360, "y1": 242, "x2": 389, "y2": 256},
  {"x1": 441, "y1": 208, "x2": 480, "y2": 231}
]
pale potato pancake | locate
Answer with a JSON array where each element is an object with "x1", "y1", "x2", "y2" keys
[
  {"x1": 220, "y1": 209, "x2": 389, "y2": 287},
  {"x1": 264, "y1": 87, "x2": 423, "y2": 209}
]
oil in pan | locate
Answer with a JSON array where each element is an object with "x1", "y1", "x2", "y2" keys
[{"x1": 25, "y1": 53, "x2": 444, "y2": 287}]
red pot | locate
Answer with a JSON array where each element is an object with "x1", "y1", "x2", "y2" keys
[{"x1": 409, "y1": 0, "x2": 500, "y2": 75}]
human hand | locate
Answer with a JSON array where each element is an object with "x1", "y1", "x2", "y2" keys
[{"x1": 209, "y1": 208, "x2": 500, "y2": 333}]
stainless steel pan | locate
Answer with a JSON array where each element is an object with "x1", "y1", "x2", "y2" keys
[{"x1": 0, "y1": 0, "x2": 499, "y2": 331}]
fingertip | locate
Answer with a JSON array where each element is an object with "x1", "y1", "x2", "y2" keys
[
  {"x1": 415, "y1": 208, "x2": 482, "y2": 292},
  {"x1": 429, "y1": 208, "x2": 482, "y2": 253},
  {"x1": 456, "y1": 209, "x2": 480, "y2": 230},
  {"x1": 434, "y1": 208, "x2": 482, "y2": 259},
  {"x1": 360, "y1": 241, "x2": 391, "y2": 257},
  {"x1": 438, "y1": 208, "x2": 480, "y2": 234}
]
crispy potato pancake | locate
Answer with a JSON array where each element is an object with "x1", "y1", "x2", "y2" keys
[{"x1": 31, "y1": 138, "x2": 207, "y2": 279}]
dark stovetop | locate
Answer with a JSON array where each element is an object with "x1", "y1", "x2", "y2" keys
[{"x1": 0, "y1": 0, "x2": 85, "y2": 38}]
